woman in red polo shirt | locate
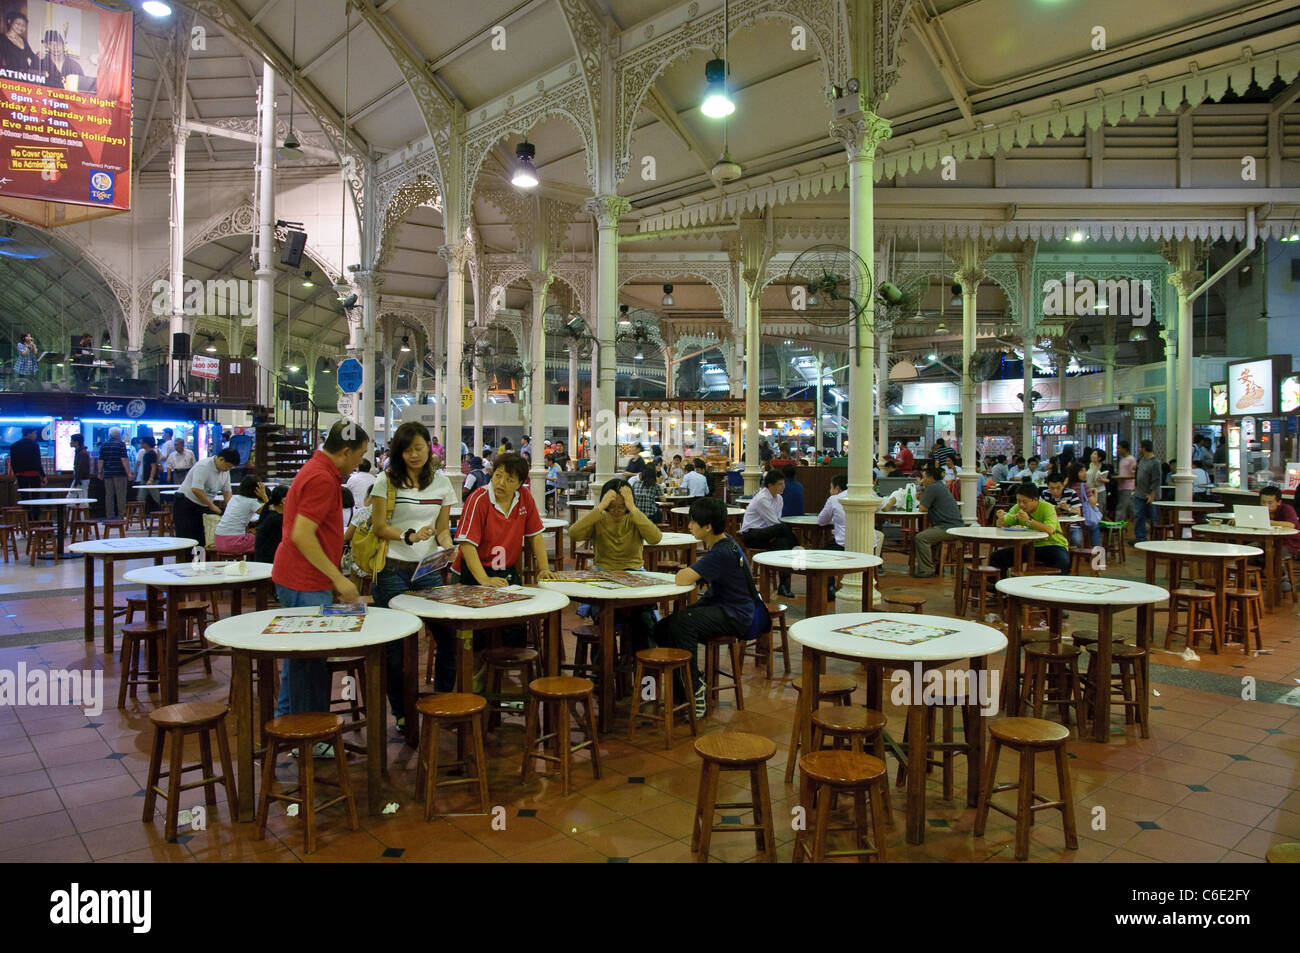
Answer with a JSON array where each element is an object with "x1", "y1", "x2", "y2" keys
[{"x1": 439, "y1": 453, "x2": 554, "y2": 691}]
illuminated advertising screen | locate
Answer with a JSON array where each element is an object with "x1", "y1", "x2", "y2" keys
[
  {"x1": 0, "y1": 0, "x2": 132, "y2": 211},
  {"x1": 1282, "y1": 374, "x2": 1300, "y2": 414},
  {"x1": 54, "y1": 418, "x2": 77, "y2": 470},
  {"x1": 1210, "y1": 382, "x2": 1228, "y2": 417},
  {"x1": 1227, "y1": 358, "x2": 1275, "y2": 416}
]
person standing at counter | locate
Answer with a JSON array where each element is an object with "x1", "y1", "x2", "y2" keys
[
  {"x1": 69, "y1": 434, "x2": 90, "y2": 497},
  {"x1": 97, "y1": 427, "x2": 130, "y2": 519},
  {"x1": 172, "y1": 449, "x2": 238, "y2": 544},
  {"x1": 7, "y1": 426, "x2": 44, "y2": 490},
  {"x1": 165, "y1": 437, "x2": 195, "y2": 484}
]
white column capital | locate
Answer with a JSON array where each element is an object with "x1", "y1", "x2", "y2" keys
[
  {"x1": 829, "y1": 111, "x2": 892, "y2": 160},
  {"x1": 584, "y1": 194, "x2": 631, "y2": 228},
  {"x1": 438, "y1": 241, "x2": 472, "y2": 272}
]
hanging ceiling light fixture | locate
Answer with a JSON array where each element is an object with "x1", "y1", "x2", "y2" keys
[
  {"x1": 1129, "y1": 327, "x2": 1147, "y2": 342},
  {"x1": 512, "y1": 140, "x2": 539, "y2": 189},
  {"x1": 204, "y1": 335, "x2": 217, "y2": 353},
  {"x1": 661, "y1": 284, "x2": 674, "y2": 306},
  {"x1": 700, "y1": 0, "x2": 734, "y2": 118},
  {"x1": 400, "y1": 335, "x2": 412, "y2": 352},
  {"x1": 302, "y1": 269, "x2": 314, "y2": 288},
  {"x1": 280, "y1": 0, "x2": 303, "y2": 158},
  {"x1": 618, "y1": 304, "x2": 631, "y2": 327},
  {"x1": 634, "y1": 347, "x2": 644, "y2": 361},
  {"x1": 141, "y1": 1, "x2": 172, "y2": 17}
]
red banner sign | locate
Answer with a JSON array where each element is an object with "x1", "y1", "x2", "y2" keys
[{"x1": 0, "y1": 0, "x2": 132, "y2": 211}]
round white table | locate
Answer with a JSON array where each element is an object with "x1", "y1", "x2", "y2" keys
[
  {"x1": 205, "y1": 605, "x2": 422, "y2": 821},
  {"x1": 131, "y1": 484, "x2": 182, "y2": 491},
  {"x1": 643, "y1": 531, "x2": 698, "y2": 571},
  {"x1": 1191, "y1": 523, "x2": 1297, "y2": 610},
  {"x1": 789, "y1": 611, "x2": 1007, "y2": 845},
  {"x1": 946, "y1": 525, "x2": 1047, "y2": 613},
  {"x1": 669, "y1": 505, "x2": 744, "y2": 533},
  {"x1": 17, "y1": 497, "x2": 95, "y2": 558},
  {"x1": 752, "y1": 549, "x2": 882, "y2": 616},
  {"x1": 781, "y1": 514, "x2": 830, "y2": 548},
  {"x1": 1152, "y1": 499, "x2": 1223, "y2": 536},
  {"x1": 995, "y1": 574, "x2": 1168, "y2": 742},
  {"x1": 1136, "y1": 540, "x2": 1260, "y2": 651},
  {"x1": 540, "y1": 571, "x2": 695, "y2": 731},
  {"x1": 123, "y1": 561, "x2": 274, "y2": 705},
  {"x1": 16, "y1": 486, "x2": 75, "y2": 495},
  {"x1": 68, "y1": 536, "x2": 198, "y2": 654}
]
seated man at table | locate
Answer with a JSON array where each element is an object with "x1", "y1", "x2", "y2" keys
[
  {"x1": 1041, "y1": 471, "x2": 1082, "y2": 545},
  {"x1": 740, "y1": 469, "x2": 799, "y2": 597},
  {"x1": 991, "y1": 483, "x2": 1070, "y2": 576},
  {"x1": 1260, "y1": 485, "x2": 1300, "y2": 592},
  {"x1": 570, "y1": 479, "x2": 663, "y2": 649},
  {"x1": 446, "y1": 453, "x2": 555, "y2": 692},
  {"x1": 990, "y1": 455, "x2": 1011, "y2": 483},
  {"x1": 680, "y1": 459, "x2": 710, "y2": 498},
  {"x1": 658, "y1": 496, "x2": 761, "y2": 718},
  {"x1": 911, "y1": 466, "x2": 965, "y2": 578},
  {"x1": 816, "y1": 473, "x2": 848, "y2": 551}
]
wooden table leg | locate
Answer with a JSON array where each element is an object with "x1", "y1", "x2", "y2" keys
[
  {"x1": 1002, "y1": 595, "x2": 1022, "y2": 716},
  {"x1": 545, "y1": 609, "x2": 560, "y2": 675},
  {"x1": 905, "y1": 699, "x2": 927, "y2": 845},
  {"x1": 364, "y1": 647, "x2": 387, "y2": 813},
  {"x1": 83, "y1": 554, "x2": 95, "y2": 646},
  {"x1": 102, "y1": 556, "x2": 116, "y2": 655},
  {"x1": 164, "y1": 586, "x2": 181, "y2": 704},
  {"x1": 255, "y1": 579, "x2": 268, "y2": 611},
  {"x1": 455, "y1": 630, "x2": 473, "y2": 693},
  {"x1": 758, "y1": 564, "x2": 772, "y2": 603},
  {"x1": 231, "y1": 650, "x2": 254, "y2": 821},
  {"x1": 1265, "y1": 538, "x2": 1278, "y2": 611},
  {"x1": 554, "y1": 528, "x2": 564, "y2": 570},
  {"x1": 1092, "y1": 608, "x2": 1114, "y2": 742},
  {"x1": 1144, "y1": 551, "x2": 1156, "y2": 587},
  {"x1": 1136, "y1": 603, "x2": 1152, "y2": 729},
  {"x1": 804, "y1": 570, "x2": 826, "y2": 620},
  {"x1": 967, "y1": 655, "x2": 986, "y2": 808},
  {"x1": 861, "y1": 567, "x2": 875, "y2": 611},
  {"x1": 230, "y1": 584, "x2": 242, "y2": 615},
  {"x1": 402, "y1": 633, "x2": 419, "y2": 747},
  {"x1": 798, "y1": 647, "x2": 820, "y2": 770},
  {"x1": 597, "y1": 601, "x2": 615, "y2": 733}
]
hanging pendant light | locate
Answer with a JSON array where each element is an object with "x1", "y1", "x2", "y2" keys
[
  {"x1": 512, "y1": 140, "x2": 539, "y2": 189},
  {"x1": 661, "y1": 284, "x2": 675, "y2": 307},
  {"x1": 701, "y1": 0, "x2": 734, "y2": 118},
  {"x1": 400, "y1": 335, "x2": 412, "y2": 352},
  {"x1": 279, "y1": 0, "x2": 303, "y2": 159}
]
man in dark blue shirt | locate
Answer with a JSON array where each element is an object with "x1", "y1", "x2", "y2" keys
[
  {"x1": 97, "y1": 426, "x2": 130, "y2": 519},
  {"x1": 780, "y1": 464, "x2": 805, "y2": 517},
  {"x1": 656, "y1": 496, "x2": 758, "y2": 717}
]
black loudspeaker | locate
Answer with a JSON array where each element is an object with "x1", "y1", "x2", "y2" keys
[
  {"x1": 172, "y1": 332, "x2": 191, "y2": 360},
  {"x1": 280, "y1": 229, "x2": 307, "y2": 267}
]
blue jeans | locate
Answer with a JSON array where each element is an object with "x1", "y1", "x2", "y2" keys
[
  {"x1": 371, "y1": 564, "x2": 444, "y2": 716},
  {"x1": 1068, "y1": 524, "x2": 1101, "y2": 548},
  {"x1": 1133, "y1": 496, "x2": 1154, "y2": 542},
  {"x1": 273, "y1": 585, "x2": 332, "y2": 715}
]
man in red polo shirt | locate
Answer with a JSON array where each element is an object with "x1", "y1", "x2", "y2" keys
[
  {"x1": 272, "y1": 421, "x2": 369, "y2": 715},
  {"x1": 438, "y1": 453, "x2": 554, "y2": 691}
]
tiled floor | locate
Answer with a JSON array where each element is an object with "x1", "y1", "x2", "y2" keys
[{"x1": 0, "y1": 531, "x2": 1297, "y2": 862}]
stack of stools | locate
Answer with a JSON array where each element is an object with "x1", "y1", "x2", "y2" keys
[
  {"x1": 117, "y1": 622, "x2": 164, "y2": 708},
  {"x1": 691, "y1": 731, "x2": 777, "y2": 862},
  {"x1": 482, "y1": 646, "x2": 540, "y2": 731},
  {"x1": 1081, "y1": 643, "x2": 1149, "y2": 738},
  {"x1": 1019, "y1": 642, "x2": 1086, "y2": 737},
  {"x1": 628, "y1": 648, "x2": 697, "y2": 748},
  {"x1": 1224, "y1": 587, "x2": 1264, "y2": 653},
  {"x1": 255, "y1": 713, "x2": 357, "y2": 854},
  {"x1": 785, "y1": 674, "x2": 857, "y2": 783},
  {"x1": 811, "y1": 707, "x2": 892, "y2": 825},
  {"x1": 703, "y1": 632, "x2": 745, "y2": 713},
  {"x1": 793, "y1": 751, "x2": 890, "y2": 863},
  {"x1": 1164, "y1": 588, "x2": 1219, "y2": 652},
  {"x1": 142, "y1": 701, "x2": 237, "y2": 841},
  {"x1": 415, "y1": 693, "x2": 491, "y2": 819},
  {"x1": 975, "y1": 717, "x2": 1077, "y2": 860},
  {"x1": 521, "y1": 676, "x2": 601, "y2": 796}
]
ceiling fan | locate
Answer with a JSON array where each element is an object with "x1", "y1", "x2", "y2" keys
[{"x1": 614, "y1": 305, "x2": 660, "y2": 370}]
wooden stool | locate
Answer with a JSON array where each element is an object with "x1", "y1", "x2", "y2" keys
[
  {"x1": 0, "y1": 524, "x2": 18, "y2": 563},
  {"x1": 703, "y1": 632, "x2": 745, "y2": 713},
  {"x1": 793, "y1": 751, "x2": 890, "y2": 863},
  {"x1": 691, "y1": 731, "x2": 777, "y2": 862},
  {"x1": 974, "y1": 717, "x2": 1077, "y2": 860},
  {"x1": 895, "y1": 694, "x2": 978, "y2": 801},
  {"x1": 1226, "y1": 564, "x2": 1263, "y2": 592},
  {"x1": 629, "y1": 648, "x2": 697, "y2": 749},
  {"x1": 142, "y1": 702, "x2": 236, "y2": 841},
  {"x1": 415, "y1": 693, "x2": 490, "y2": 820},
  {"x1": 882, "y1": 593, "x2": 925, "y2": 614},
  {"x1": 935, "y1": 540, "x2": 962, "y2": 580},
  {"x1": 154, "y1": 509, "x2": 175, "y2": 536},
  {"x1": 563, "y1": 625, "x2": 600, "y2": 680},
  {"x1": 1068, "y1": 547, "x2": 1098, "y2": 577},
  {"x1": 1, "y1": 507, "x2": 27, "y2": 536},
  {"x1": 123, "y1": 594, "x2": 150, "y2": 625},
  {"x1": 1020, "y1": 643, "x2": 1086, "y2": 737},
  {"x1": 1282, "y1": 558, "x2": 1298, "y2": 605},
  {"x1": 177, "y1": 601, "x2": 214, "y2": 675},
  {"x1": 482, "y1": 646, "x2": 540, "y2": 731},
  {"x1": 124, "y1": 500, "x2": 146, "y2": 532},
  {"x1": 573, "y1": 548, "x2": 595, "y2": 570},
  {"x1": 325, "y1": 658, "x2": 367, "y2": 741},
  {"x1": 1082, "y1": 643, "x2": 1149, "y2": 737},
  {"x1": 1100, "y1": 521, "x2": 1126, "y2": 563},
  {"x1": 785, "y1": 674, "x2": 856, "y2": 784},
  {"x1": 744, "y1": 602, "x2": 790, "y2": 679},
  {"x1": 255, "y1": 713, "x2": 357, "y2": 854},
  {"x1": 117, "y1": 622, "x2": 163, "y2": 708},
  {"x1": 27, "y1": 525, "x2": 56, "y2": 564},
  {"x1": 1164, "y1": 588, "x2": 1219, "y2": 652},
  {"x1": 521, "y1": 676, "x2": 601, "y2": 796},
  {"x1": 963, "y1": 565, "x2": 1001, "y2": 619},
  {"x1": 1223, "y1": 587, "x2": 1264, "y2": 653},
  {"x1": 811, "y1": 707, "x2": 892, "y2": 824},
  {"x1": 100, "y1": 518, "x2": 128, "y2": 539},
  {"x1": 68, "y1": 512, "x2": 99, "y2": 542}
]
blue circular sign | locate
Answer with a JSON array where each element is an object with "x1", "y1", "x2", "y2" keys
[{"x1": 336, "y1": 358, "x2": 363, "y2": 394}]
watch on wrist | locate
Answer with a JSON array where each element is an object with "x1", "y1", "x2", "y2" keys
[{"x1": 403, "y1": 529, "x2": 415, "y2": 545}]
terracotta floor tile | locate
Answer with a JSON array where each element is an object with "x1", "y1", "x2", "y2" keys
[
  {"x1": 57, "y1": 773, "x2": 141, "y2": 808},
  {"x1": 509, "y1": 836, "x2": 611, "y2": 863},
  {"x1": 0, "y1": 786, "x2": 64, "y2": 823},
  {"x1": 1221, "y1": 758, "x2": 1298, "y2": 789},
  {"x1": 572, "y1": 816, "x2": 673, "y2": 856},
  {"x1": 449, "y1": 814, "x2": 568, "y2": 856},
  {"x1": 1254, "y1": 807, "x2": 1300, "y2": 838},
  {"x1": 1133, "y1": 757, "x2": 1217, "y2": 786},
  {"x1": 1084, "y1": 787, "x2": 1172, "y2": 824},
  {"x1": 30, "y1": 726, "x2": 101, "y2": 751},
  {"x1": 0, "y1": 750, "x2": 43, "y2": 775},
  {"x1": 1155, "y1": 741, "x2": 1242, "y2": 769},
  {"x1": 1100, "y1": 772, "x2": 1192, "y2": 806},
  {"x1": 1177, "y1": 791, "x2": 1273, "y2": 827},
  {"x1": 0, "y1": 767, "x2": 50, "y2": 798},
  {"x1": 46, "y1": 757, "x2": 131, "y2": 787},
  {"x1": 0, "y1": 808, "x2": 75, "y2": 849},
  {"x1": 631, "y1": 798, "x2": 699, "y2": 839},
  {"x1": 627, "y1": 838, "x2": 697, "y2": 863},
  {"x1": 1155, "y1": 806, "x2": 1256, "y2": 849},
  {"x1": 1197, "y1": 720, "x2": 1270, "y2": 745},
  {"x1": 1126, "y1": 828, "x2": 1228, "y2": 863},
  {"x1": 0, "y1": 833, "x2": 91, "y2": 863}
]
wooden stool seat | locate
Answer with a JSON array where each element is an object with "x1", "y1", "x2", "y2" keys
[
  {"x1": 629, "y1": 647, "x2": 697, "y2": 748},
  {"x1": 976, "y1": 717, "x2": 1077, "y2": 860},
  {"x1": 117, "y1": 623, "x2": 164, "y2": 708},
  {"x1": 482, "y1": 645, "x2": 539, "y2": 665},
  {"x1": 100, "y1": 519, "x2": 128, "y2": 538},
  {"x1": 1020, "y1": 643, "x2": 1086, "y2": 737},
  {"x1": 482, "y1": 646, "x2": 540, "y2": 731},
  {"x1": 1068, "y1": 547, "x2": 1099, "y2": 576},
  {"x1": 256, "y1": 713, "x2": 357, "y2": 854},
  {"x1": 812, "y1": 706, "x2": 887, "y2": 736},
  {"x1": 882, "y1": 593, "x2": 926, "y2": 613},
  {"x1": 522, "y1": 676, "x2": 600, "y2": 796},
  {"x1": 793, "y1": 751, "x2": 890, "y2": 863},
  {"x1": 964, "y1": 565, "x2": 1002, "y2": 618},
  {"x1": 692, "y1": 731, "x2": 777, "y2": 862},
  {"x1": 143, "y1": 702, "x2": 236, "y2": 841},
  {"x1": 637, "y1": 646, "x2": 692, "y2": 665},
  {"x1": 785, "y1": 674, "x2": 858, "y2": 783},
  {"x1": 1223, "y1": 587, "x2": 1264, "y2": 652},
  {"x1": 415, "y1": 692, "x2": 490, "y2": 820}
]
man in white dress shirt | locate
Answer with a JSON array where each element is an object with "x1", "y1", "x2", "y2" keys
[
  {"x1": 816, "y1": 473, "x2": 848, "y2": 549},
  {"x1": 680, "y1": 459, "x2": 710, "y2": 498},
  {"x1": 740, "y1": 469, "x2": 799, "y2": 596}
]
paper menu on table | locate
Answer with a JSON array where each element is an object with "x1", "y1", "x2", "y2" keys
[
  {"x1": 831, "y1": 619, "x2": 958, "y2": 645},
  {"x1": 262, "y1": 614, "x2": 365, "y2": 634}
]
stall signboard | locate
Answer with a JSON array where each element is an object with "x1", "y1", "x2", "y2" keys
[
  {"x1": 190, "y1": 355, "x2": 219, "y2": 380},
  {"x1": 1225, "y1": 356, "x2": 1291, "y2": 417},
  {"x1": 0, "y1": 0, "x2": 133, "y2": 212},
  {"x1": 1281, "y1": 374, "x2": 1300, "y2": 415},
  {"x1": 1210, "y1": 382, "x2": 1228, "y2": 417}
]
